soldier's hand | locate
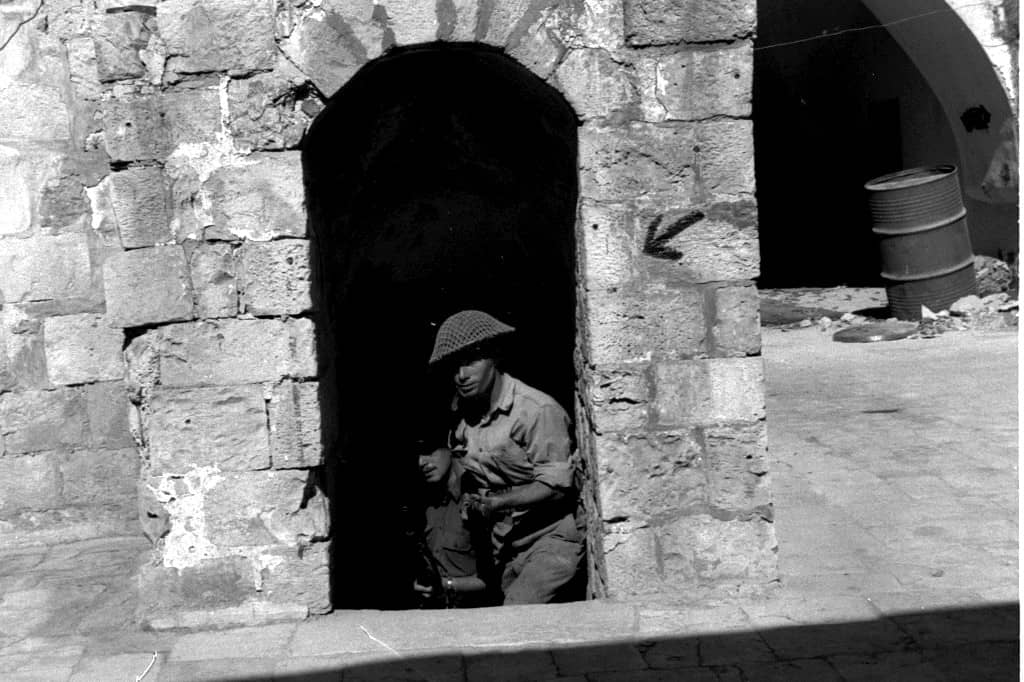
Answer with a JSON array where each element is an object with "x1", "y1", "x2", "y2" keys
[{"x1": 413, "y1": 580, "x2": 434, "y2": 596}]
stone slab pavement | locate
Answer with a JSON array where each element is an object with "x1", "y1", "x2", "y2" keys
[{"x1": 0, "y1": 327, "x2": 1017, "y2": 680}]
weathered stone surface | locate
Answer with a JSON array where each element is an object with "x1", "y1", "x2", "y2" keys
[
  {"x1": 555, "y1": 49, "x2": 639, "y2": 121},
  {"x1": 101, "y1": 95, "x2": 170, "y2": 162},
  {"x1": 185, "y1": 242, "x2": 237, "y2": 318},
  {"x1": 579, "y1": 123, "x2": 696, "y2": 203},
  {"x1": 268, "y1": 381, "x2": 322, "y2": 469},
  {"x1": 227, "y1": 60, "x2": 319, "y2": 151},
  {"x1": 0, "y1": 306, "x2": 49, "y2": 392},
  {"x1": 59, "y1": 448, "x2": 138, "y2": 507},
  {"x1": 103, "y1": 246, "x2": 193, "y2": 327},
  {"x1": 138, "y1": 558, "x2": 252, "y2": 618},
  {"x1": 698, "y1": 120, "x2": 755, "y2": 200},
  {"x1": 625, "y1": 0, "x2": 756, "y2": 46},
  {"x1": 237, "y1": 239, "x2": 313, "y2": 316},
  {"x1": 161, "y1": 86, "x2": 222, "y2": 149},
  {"x1": 206, "y1": 154, "x2": 305, "y2": 241},
  {"x1": 974, "y1": 254, "x2": 1014, "y2": 296},
  {"x1": 108, "y1": 167, "x2": 173, "y2": 249},
  {"x1": 0, "y1": 147, "x2": 35, "y2": 237},
  {"x1": 260, "y1": 542, "x2": 331, "y2": 613},
  {"x1": 711, "y1": 285, "x2": 761, "y2": 357},
  {"x1": 553, "y1": 0, "x2": 626, "y2": 50},
  {"x1": 280, "y1": 13, "x2": 384, "y2": 98},
  {"x1": 93, "y1": 10, "x2": 150, "y2": 81},
  {"x1": 43, "y1": 313, "x2": 124, "y2": 385},
  {"x1": 84, "y1": 381, "x2": 135, "y2": 449},
  {"x1": 506, "y1": 15, "x2": 564, "y2": 79},
  {"x1": 589, "y1": 365, "x2": 650, "y2": 433},
  {"x1": 704, "y1": 421, "x2": 770, "y2": 513},
  {"x1": 0, "y1": 234, "x2": 93, "y2": 303},
  {"x1": 146, "y1": 385, "x2": 270, "y2": 472},
  {"x1": 597, "y1": 430, "x2": 705, "y2": 521},
  {"x1": 37, "y1": 152, "x2": 108, "y2": 235},
  {"x1": 654, "y1": 358, "x2": 765, "y2": 427},
  {"x1": 377, "y1": 0, "x2": 438, "y2": 44},
  {"x1": 588, "y1": 288, "x2": 705, "y2": 364},
  {"x1": 579, "y1": 201, "x2": 640, "y2": 291},
  {"x1": 0, "y1": 82, "x2": 70, "y2": 142},
  {"x1": 204, "y1": 470, "x2": 328, "y2": 546},
  {"x1": 658, "y1": 515, "x2": 776, "y2": 583},
  {"x1": 442, "y1": 0, "x2": 479, "y2": 41},
  {"x1": 0, "y1": 453, "x2": 60, "y2": 514},
  {"x1": 156, "y1": 318, "x2": 316, "y2": 387},
  {"x1": 0, "y1": 388, "x2": 88, "y2": 454},
  {"x1": 603, "y1": 523, "x2": 662, "y2": 597},
  {"x1": 637, "y1": 43, "x2": 753, "y2": 121},
  {"x1": 158, "y1": 0, "x2": 277, "y2": 76},
  {"x1": 639, "y1": 201, "x2": 760, "y2": 284}
]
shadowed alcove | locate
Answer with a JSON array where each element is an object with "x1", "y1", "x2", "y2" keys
[{"x1": 302, "y1": 44, "x2": 581, "y2": 609}]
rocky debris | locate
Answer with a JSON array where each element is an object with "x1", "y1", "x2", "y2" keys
[
  {"x1": 912, "y1": 294, "x2": 1018, "y2": 338},
  {"x1": 974, "y1": 254, "x2": 1015, "y2": 296},
  {"x1": 949, "y1": 295, "x2": 984, "y2": 316}
]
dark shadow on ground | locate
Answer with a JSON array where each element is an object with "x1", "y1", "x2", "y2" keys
[{"x1": 266, "y1": 603, "x2": 1019, "y2": 681}]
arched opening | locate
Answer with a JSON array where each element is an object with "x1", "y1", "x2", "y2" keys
[
  {"x1": 302, "y1": 44, "x2": 580, "y2": 609},
  {"x1": 754, "y1": 0, "x2": 1018, "y2": 288}
]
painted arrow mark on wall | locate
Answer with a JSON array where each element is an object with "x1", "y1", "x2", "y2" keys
[{"x1": 642, "y1": 210, "x2": 705, "y2": 260}]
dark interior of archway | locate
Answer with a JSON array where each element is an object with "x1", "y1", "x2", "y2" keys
[
  {"x1": 754, "y1": 0, "x2": 957, "y2": 288},
  {"x1": 303, "y1": 44, "x2": 580, "y2": 609}
]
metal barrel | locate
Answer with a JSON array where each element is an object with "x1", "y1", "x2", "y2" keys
[{"x1": 864, "y1": 165, "x2": 976, "y2": 320}]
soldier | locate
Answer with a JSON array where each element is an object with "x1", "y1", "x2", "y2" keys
[{"x1": 429, "y1": 310, "x2": 585, "y2": 604}]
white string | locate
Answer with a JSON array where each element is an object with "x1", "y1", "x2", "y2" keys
[
  {"x1": 359, "y1": 625, "x2": 402, "y2": 657},
  {"x1": 754, "y1": 2, "x2": 995, "y2": 52},
  {"x1": 135, "y1": 651, "x2": 158, "y2": 681}
]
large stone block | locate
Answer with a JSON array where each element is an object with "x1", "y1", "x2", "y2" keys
[
  {"x1": 226, "y1": 59, "x2": 318, "y2": 151},
  {"x1": 637, "y1": 43, "x2": 753, "y2": 121},
  {"x1": 579, "y1": 123, "x2": 696, "y2": 203},
  {"x1": 268, "y1": 381, "x2": 322, "y2": 469},
  {"x1": 161, "y1": 86, "x2": 222, "y2": 149},
  {"x1": 377, "y1": 0, "x2": 439, "y2": 45},
  {"x1": 637, "y1": 201, "x2": 760, "y2": 284},
  {"x1": 59, "y1": 448, "x2": 138, "y2": 508},
  {"x1": 138, "y1": 558, "x2": 253, "y2": 618},
  {"x1": 579, "y1": 201, "x2": 640, "y2": 291},
  {"x1": 596, "y1": 430, "x2": 705, "y2": 522},
  {"x1": 84, "y1": 381, "x2": 135, "y2": 449},
  {"x1": 205, "y1": 154, "x2": 306, "y2": 241},
  {"x1": 0, "y1": 388, "x2": 88, "y2": 454},
  {"x1": 280, "y1": 13, "x2": 384, "y2": 98},
  {"x1": 260, "y1": 541, "x2": 331, "y2": 614},
  {"x1": 158, "y1": 0, "x2": 277, "y2": 76},
  {"x1": 658, "y1": 515, "x2": 777, "y2": 584},
  {"x1": 603, "y1": 523, "x2": 663, "y2": 597},
  {"x1": 589, "y1": 365, "x2": 650, "y2": 433},
  {"x1": 554, "y1": 49, "x2": 639, "y2": 121},
  {"x1": 101, "y1": 95, "x2": 170, "y2": 162},
  {"x1": 92, "y1": 10, "x2": 150, "y2": 81},
  {"x1": 156, "y1": 318, "x2": 316, "y2": 387},
  {"x1": 0, "y1": 82, "x2": 70, "y2": 143},
  {"x1": 0, "y1": 306, "x2": 49, "y2": 392},
  {"x1": 704, "y1": 421, "x2": 770, "y2": 514},
  {"x1": 587, "y1": 288, "x2": 705, "y2": 364},
  {"x1": 481, "y1": 0, "x2": 533, "y2": 46},
  {"x1": 697, "y1": 120, "x2": 755, "y2": 200},
  {"x1": 108, "y1": 167, "x2": 173, "y2": 249},
  {"x1": 654, "y1": 357, "x2": 765, "y2": 427},
  {"x1": 506, "y1": 13, "x2": 564, "y2": 79},
  {"x1": 0, "y1": 453, "x2": 60, "y2": 514},
  {"x1": 0, "y1": 234, "x2": 93, "y2": 304},
  {"x1": 43, "y1": 313, "x2": 124, "y2": 385},
  {"x1": 237, "y1": 239, "x2": 313, "y2": 316},
  {"x1": 185, "y1": 242, "x2": 237, "y2": 318},
  {"x1": 0, "y1": 147, "x2": 36, "y2": 237},
  {"x1": 711, "y1": 285, "x2": 760, "y2": 357},
  {"x1": 204, "y1": 470, "x2": 329, "y2": 547},
  {"x1": 103, "y1": 246, "x2": 194, "y2": 327},
  {"x1": 37, "y1": 152, "x2": 108, "y2": 236},
  {"x1": 146, "y1": 384, "x2": 270, "y2": 472},
  {"x1": 624, "y1": 0, "x2": 756, "y2": 46}
]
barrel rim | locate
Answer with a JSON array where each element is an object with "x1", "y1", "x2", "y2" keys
[{"x1": 864, "y1": 164, "x2": 958, "y2": 192}]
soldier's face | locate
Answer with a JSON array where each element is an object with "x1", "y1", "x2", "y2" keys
[
  {"x1": 453, "y1": 350, "x2": 497, "y2": 401},
  {"x1": 419, "y1": 448, "x2": 452, "y2": 485}
]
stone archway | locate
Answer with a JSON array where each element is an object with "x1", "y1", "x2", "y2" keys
[{"x1": 302, "y1": 44, "x2": 582, "y2": 608}]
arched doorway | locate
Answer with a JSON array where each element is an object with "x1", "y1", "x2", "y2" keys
[
  {"x1": 302, "y1": 44, "x2": 580, "y2": 609},
  {"x1": 754, "y1": 0, "x2": 1018, "y2": 288}
]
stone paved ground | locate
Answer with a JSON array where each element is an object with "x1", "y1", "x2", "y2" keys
[{"x1": 0, "y1": 325, "x2": 1017, "y2": 681}]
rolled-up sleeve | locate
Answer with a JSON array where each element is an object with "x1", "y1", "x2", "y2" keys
[{"x1": 523, "y1": 403, "x2": 575, "y2": 490}]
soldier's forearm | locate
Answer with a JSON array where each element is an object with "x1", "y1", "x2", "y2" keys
[{"x1": 492, "y1": 481, "x2": 564, "y2": 511}]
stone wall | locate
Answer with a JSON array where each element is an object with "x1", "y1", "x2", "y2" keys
[{"x1": 1, "y1": 0, "x2": 775, "y2": 625}]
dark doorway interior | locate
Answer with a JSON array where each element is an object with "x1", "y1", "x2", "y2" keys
[
  {"x1": 754, "y1": 0, "x2": 959, "y2": 287},
  {"x1": 302, "y1": 44, "x2": 580, "y2": 609}
]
